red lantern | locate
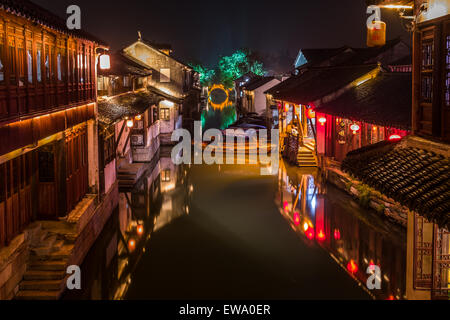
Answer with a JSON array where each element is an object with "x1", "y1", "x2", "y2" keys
[
  {"x1": 334, "y1": 229, "x2": 341, "y2": 240},
  {"x1": 293, "y1": 212, "x2": 301, "y2": 226},
  {"x1": 350, "y1": 123, "x2": 360, "y2": 134},
  {"x1": 307, "y1": 109, "x2": 316, "y2": 119},
  {"x1": 347, "y1": 260, "x2": 359, "y2": 274},
  {"x1": 318, "y1": 117, "x2": 327, "y2": 126},
  {"x1": 347, "y1": 260, "x2": 358, "y2": 274},
  {"x1": 284, "y1": 103, "x2": 290, "y2": 113},
  {"x1": 317, "y1": 229, "x2": 326, "y2": 241}
]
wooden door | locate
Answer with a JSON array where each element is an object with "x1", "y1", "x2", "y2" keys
[
  {"x1": 37, "y1": 145, "x2": 58, "y2": 219},
  {"x1": 65, "y1": 126, "x2": 88, "y2": 213},
  {"x1": 0, "y1": 154, "x2": 34, "y2": 246}
]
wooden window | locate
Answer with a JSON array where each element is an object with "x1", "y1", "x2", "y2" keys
[
  {"x1": 414, "y1": 213, "x2": 433, "y2": 290},
  {"x1": 57, "y1": 53, "x2": 62, "y2": 81},
  {"x1": 38, "y1": 151, "x2": 55, "y2": 183},
  {"x1": 9, "y1": 40, "x2": 16, "y2": 84},
  {"x1": 0, "y1": 44, "x2": 4, "y2": 83},
  {"x1": 160, "y1": 108, "x2": 170, "y2": 121},
  {"x1": 446, "y1": 35, "x2": 450, "y2": 107},
  {"x1": 27, "y1": 49, "x2": 33, "y2": 83},
  {"x1": 0, "y1": 163, "x2": 5, "y2": 203},
  {"x1": 45, "y1": 45, "x2": 50, "y2": 81},
  {"x1": 103, "y1": 130, "x2": 115, "y2": 165},
  {"x1": 17, "y1": 47, "x2": 25, "y2": 86},
  {"x1": 36, "y1": 44, "x2": 42, "y2": 83},
  {"x1": 123, "y1": 76, "x2": 130, "y2": 87},
  {"x1": 162, "y1": 170, "x2": 171, "y2": 182}
]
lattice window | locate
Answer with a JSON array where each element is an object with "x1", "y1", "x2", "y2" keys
[
  {"x1": 445, "y1": 36, "x2": 450, "y2": 107},
  {"x1": 433, "y1": 228, "x2": 450, "y2": 299},
  {"x1": 414, "y1": 213, "x2": 434, "y2": 290}
]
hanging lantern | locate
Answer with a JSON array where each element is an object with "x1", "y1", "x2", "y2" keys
[
  {"x1": 128, "y1": 239, "x2": 136, "y2": 252},
  {"x1": 350, "y1": 123, "x2": 361, "y2": 134},
  {"x1": 99, "y1": 54, "x2": 111, "y2": 70},
  {"x1": 137, "y1": 225, "x2": 144, "y2": 236},
  {"x1": 388, "y1": 134, "x2": 402, "y2": 142},
  {"x1": 307, "y1": 108, "x2": 316, "y2": 119},
  {"x1": 334, "y1": 229, "x2": 341, "y2": 240},
  {"x1": 367, "y1": 21, "x2": 386, "y2": 47},
  {"x1": 135, "y1": 115, "x2": 142, "y2": 121},
  {"x1": 347, "y1": 260, "x2": 359, "y2": 274},
  {"x1": 293, "y1": 212, "x2": 301, "y2": 226},
  {"x1": 318, "y1": 117, "x2": 327, "y2": 126},
  {"x1": 317, "y1": 229, "x2": 326, "y2": 241},
  {"x1": 127, "y1": 120, "x2": 134, "y2": 128}
]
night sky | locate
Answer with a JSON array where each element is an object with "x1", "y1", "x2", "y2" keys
[{"x1": 32, "y1": 0, "x2": 410, "y2": 72}]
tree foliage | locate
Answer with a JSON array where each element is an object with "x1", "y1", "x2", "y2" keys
[{"x1": 190, "y1": 49, "x2": 265, "y2": 89}]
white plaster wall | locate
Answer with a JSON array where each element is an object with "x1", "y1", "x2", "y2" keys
[{"x1": 253, "y1": 79, "x2": 281, "y2": 115}]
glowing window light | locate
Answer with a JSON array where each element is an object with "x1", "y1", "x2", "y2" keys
[
  {"x1": 318, "y1": 117, "x2": 327, "y2": 126},
  {"x1": 388, "y1": 134, "x2": 402, "y2": 142},
  {"x1": 99, "y1": 54, "x2": 111, "y2": 70},
  {"x1": 347, "y1": 260, "x2": 359, "y2": 274},
  {"x1": 381, "y1": 5, "x2": 413, "y2": 9},
  {"x1": 350, "y1": 123, "x2": 360, "y2": 134}
]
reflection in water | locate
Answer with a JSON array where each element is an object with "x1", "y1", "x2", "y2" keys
[
  {"x1": 276, "y1": 161, "x2": 407, "y2": 300},
  {"x1": 64, "y1": 149, "x2": 406, "y2": 300},
  {"x1": 63, "y1": 148, "x2": 191, "y2": 300}
]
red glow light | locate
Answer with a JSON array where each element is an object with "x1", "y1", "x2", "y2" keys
[
  {"x1": 283, "y1": 201, "x2": 289, "y2": 211},
  {"x1": 306, "y1": 228, "x2": 315, "y2": 240},
  {"x1": 347, "y1": 260, "x2": 359, "y2": 274},
  {"x1": 317, "y1": 229, "x2": 326, "y2": 241}
]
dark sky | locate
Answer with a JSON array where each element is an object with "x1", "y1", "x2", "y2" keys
[{"x1": 32, "y1": 0, "x2": 410, "y2": 70}]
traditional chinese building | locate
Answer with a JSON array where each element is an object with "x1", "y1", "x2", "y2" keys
[
  {"x1": 120, "y1": 35, "x2": 201, "y2": 143},
  {"x1": 0, "y1": 0, "x2": 117, "y2": 300},
  {"x1": 337, "y1": 0, "x2": 450, "y2": 300}
]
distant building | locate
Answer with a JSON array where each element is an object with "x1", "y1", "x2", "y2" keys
[
  {"x1": 121, "y1": 37, "x2": 201, "y2": 142},
  {"x1": 240, "y1": 76, "x2": 281, "y2": 116}
]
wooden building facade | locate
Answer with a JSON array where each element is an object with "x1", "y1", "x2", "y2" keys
[{"x1": 0, "y1": 1, "x2": 106, "y2": 248}]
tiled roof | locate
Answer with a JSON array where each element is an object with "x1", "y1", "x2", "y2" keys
[
  {"x1": 342, "y1": 141, "x2": 450, "y2": 230},
  {"x1": 98, "y1": 91, "x2": 161, "y2": 125},
  {"x1": 315, "y1": 72, "x2": 412, "y2": 130},
  {"x1": 99, "y1": 52, "x2": 152, "y2": 77},
  {"x1": 267, "y1": 64, "x2": 378, "y2": 105},
  {"x1": 297, "y1": 46, "x2": 351, "y2": 67},
  {"x1": 137, "y1": 39, "x2": 191, "y2": 69},
  {"x1": 0, "y1": 0, "x2": 107, "y2": 46},
  {"x1": 243, "y1": 76, "x2": 275, "y2": 91}
]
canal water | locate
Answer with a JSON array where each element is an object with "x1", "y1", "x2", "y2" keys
[{"x1": 63, "y1": 148, "x2": 406, "y2": 300}]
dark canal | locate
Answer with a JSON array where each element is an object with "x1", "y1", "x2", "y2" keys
[{"x1": 64, "y1": 147, "x2": 406, "y2": 300}]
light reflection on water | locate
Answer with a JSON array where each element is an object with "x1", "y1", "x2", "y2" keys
[
  {"x1": 64, "y1": 150, "x2": 406, "y2": 300},
  {"x1": 276, "y1": 161, "x2": 407, "y2": 300}
]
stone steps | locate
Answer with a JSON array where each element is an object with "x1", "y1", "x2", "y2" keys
[
  {"x1": 23, "y1": 270, "x2": 65, "y2": 281},
  {"x1": 20, "y1": 280, "x2": 62, "y2": 291},
  {"x1": 29, "y1": 260, "x2": 67, "y2": 271},
  {"x1": 297, "y1": 144, "x2": 317, "y2": 167},
  {"x1": 16, "y1": 290, "x2": 61, "y2": 300}
]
